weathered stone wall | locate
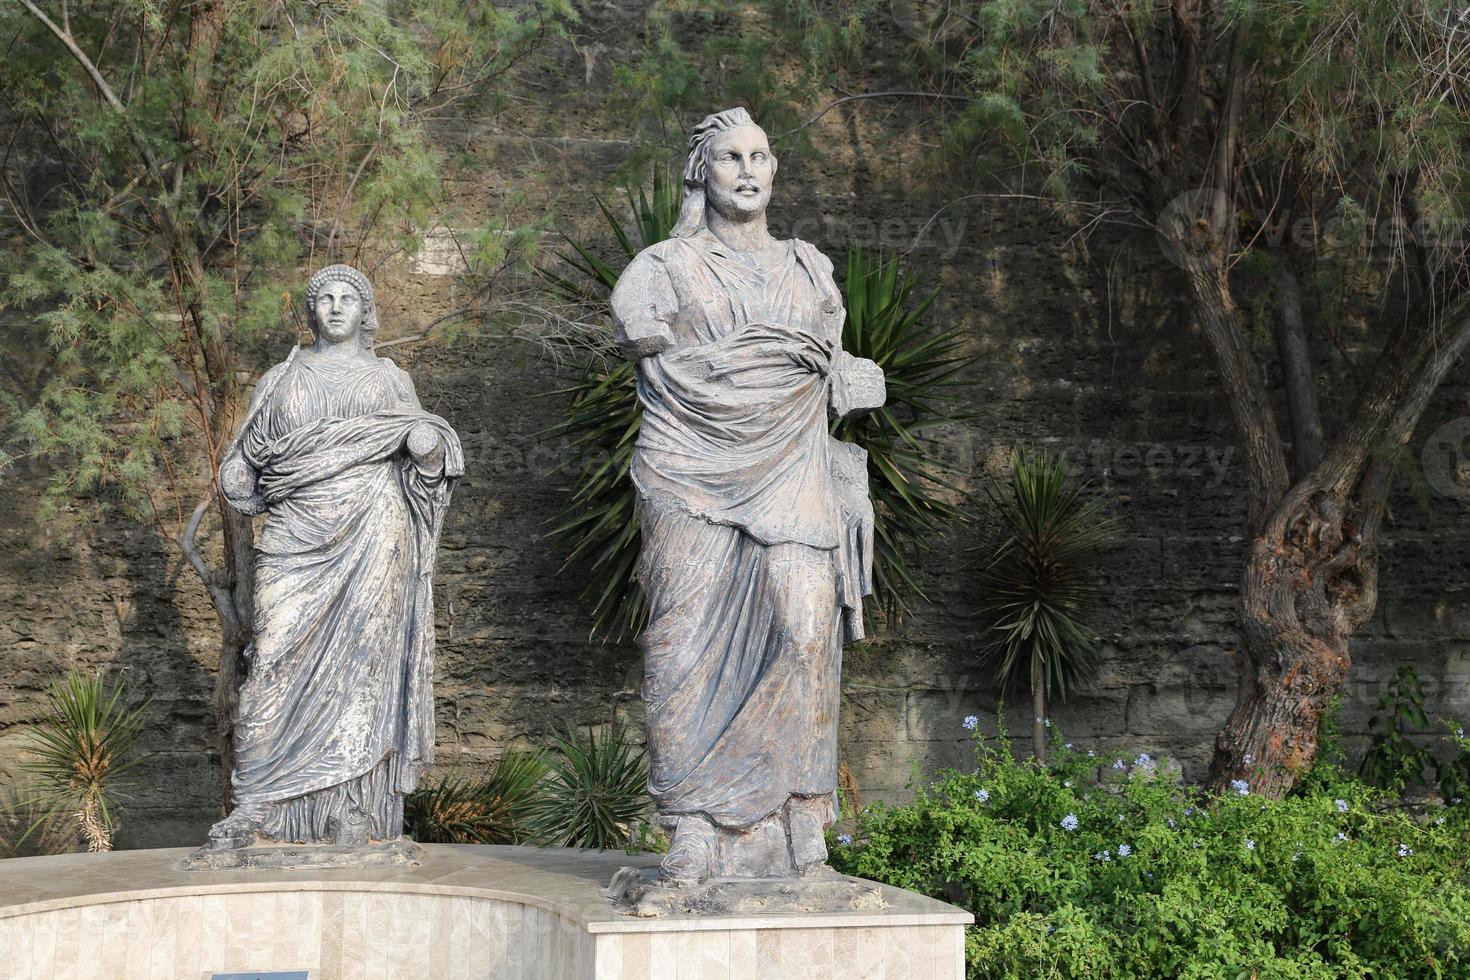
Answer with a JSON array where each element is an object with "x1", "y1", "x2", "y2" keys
[{"x1": 3, "y1": 4, "x2": 1469, "y2": 849}]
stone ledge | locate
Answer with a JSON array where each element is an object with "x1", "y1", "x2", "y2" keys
[{"x1": 0, "y1": 844, "x2": 973, "y2": 979}]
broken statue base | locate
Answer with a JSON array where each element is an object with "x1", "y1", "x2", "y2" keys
[
  {"x1": 180, "y1": 836, "x2": 423, "y2": 871},
  {"x1": 605, "y1": 865, "x2": 886, "y2": 918}
]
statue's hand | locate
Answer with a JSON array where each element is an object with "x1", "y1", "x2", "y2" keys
[
  {"x1": 829, "y1": 352, "x2": 887, "y2": 418},
  {"x1": 221, "y1": 458, "x2": 255, "y2": 499},
  {"x1": 406, "y1": 419, "x2": 444, "y2": 471},
  {"x1": 220, "y1": 457, "x2": 266, "y2": 514}
]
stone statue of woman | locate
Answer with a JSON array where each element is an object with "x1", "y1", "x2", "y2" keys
[
  {"x1": 203, "y1": 264, "x2": 463, "y2": 853},
  {"x1": 611, "y1": 108, "x2": 886, "y2": 885}
]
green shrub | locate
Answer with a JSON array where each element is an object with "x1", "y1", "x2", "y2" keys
[
  {"x1": 829, "y1": 722, "x2": 1470, "y2": 979},
  {"x1": 523, "y1": 722, "x2": 650, "y2": 850},
  {"x1": 403, "y1": 751, "x2": 548, "y2": 845},
  {"x1": 18, "y1": 670, "x2": 151, "y2": 853}
]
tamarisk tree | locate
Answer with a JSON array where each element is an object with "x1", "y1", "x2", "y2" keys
[
  {"x1": 898, "y1": 0, "x2": 1470, "y2": 793},
  {"x1": 0, "y1": 0, "x2": 567, "y2": 803}
]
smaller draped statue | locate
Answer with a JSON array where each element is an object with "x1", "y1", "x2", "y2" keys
[{"x1": 204, "y1": 264, "x2": 463, "y2": 852}]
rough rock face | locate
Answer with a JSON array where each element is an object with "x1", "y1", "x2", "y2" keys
[{"x1": 3, "y1": 6, "x2": 1468, "y2": 850}]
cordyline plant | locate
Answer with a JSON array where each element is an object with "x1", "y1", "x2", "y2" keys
[
  {"x1": 0, "y1": 1, "x2": 570, "y2": 804},
  {"x1": 19, "y1": 670, "x2": 151, "y2": 852},
  {"x1": 542, "y1": 173, "x2": 971, "y2": 639},
  {"x1": 403, "y1": 751, "x2": 548, "y2": 845},
  {"x1": 975, "y1": 448, "x2": 1118, "y2": 763},
  {"x1": 881, "y1": 0, "x2": 1470, "y2": 795},
  {"x1": 523, "y1": 723, "x2": 650, "y2": 850}
]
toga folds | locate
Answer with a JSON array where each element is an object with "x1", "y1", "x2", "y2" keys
[
  {"x1": 612, "y1": 230, "x2": 876, "y2": 831},
  {"x1": 220, "y1": 353, "x2": 463, "y2": 841}
]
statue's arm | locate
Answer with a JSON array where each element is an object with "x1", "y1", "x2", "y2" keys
[
  {"x1": 808, "y1": 247, "x2": 887, "y2": 418},
  {"x1": 386, "y1": 359, "x2": 446, "y2": 476},
  {"x1": 611, "y1": 250, "x2": 678, "y2": 360},
  {"x1": 219, "y1": 363, "x2": 286, "y2": 515}
]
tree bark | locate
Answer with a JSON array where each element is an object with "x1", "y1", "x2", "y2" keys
[
  {"x1": 1207, "y1": 303, "x2": 1470, "y2": 794},
  {"x1": 1273, "y1": 258, "x2": 1325, "y2": 477}
]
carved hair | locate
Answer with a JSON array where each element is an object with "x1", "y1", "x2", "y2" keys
[
  {"x1": 670, "y1": 107, "x2": 768, "y2": 239},
  {"x1": 305, "y1": 263, "x2": 378, "y2": 348}
]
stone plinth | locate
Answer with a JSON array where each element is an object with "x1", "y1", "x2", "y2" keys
[{"x1": 0, "y1": 844, "x2": 972, "y2": 979}]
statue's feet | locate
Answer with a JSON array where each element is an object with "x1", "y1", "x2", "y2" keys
[
  {"x1": 658, "y1": 816, "x2": 716, "y2": 887},
  {"x1": 206, "y1": 802, "x2": 268, "y2": 851}
]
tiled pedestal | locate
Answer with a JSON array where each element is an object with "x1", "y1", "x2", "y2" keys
[{"x1": 0, "y1": 845, "x2": 972, "y2": 979}]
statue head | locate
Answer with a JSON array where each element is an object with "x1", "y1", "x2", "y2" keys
[
  {"x1": 671, "y1": 107, "x2": 777, "y2": 238},
  {"x1": 305, "y1": 264, "x2": 378, "y2": 348}
]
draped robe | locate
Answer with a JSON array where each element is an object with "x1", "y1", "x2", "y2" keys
[
  {"x1": 612, "y1": 231, "x2": 876, "y2": 832},
  {"x1": 220, "y1": 353, "x2": 463, "y2": 842}
]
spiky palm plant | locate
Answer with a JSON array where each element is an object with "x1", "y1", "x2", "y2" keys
[
  {"x1": 524, "y1": 723, "x2": 649, "y2": 850},
  {"x1": 402, "y1": 750, "x2": 548, "y2": 845},
  {"x1": 833, "y1": 246, "x2": 972, "y2": 618},
  {"x1": 539, "y1": 169, "x2": 680, "y2": 640},
  {"x1": 974, "y1": 448, "x2": 1118, "y2": 763},
  {"x1": 19, "y1": 670, "x2": 151, "y2": 852},
  {"x1": 542, "y1": 174, "x2": 971, "y2": 638}
]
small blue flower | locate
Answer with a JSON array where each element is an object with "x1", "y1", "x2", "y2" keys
[
  {"x1": 1166, "y1": 818, "x2": 1177, "y2": 829},
  {"x1": 1230, "y1": 779, "x2": 1250, "y2": 796},
  {"x1": 1398, "y1": 843, "x2": 1413, "y2": 857},
  {"x1": 1045, "y1": 718, "x2": 1053, "y2": 728},
  {"x1": 1244, "y1": 839, "x2": 1255, "y2": 851},
  {"x1": 1184, "y1": 807, "x2": 1194, "y2": 817},
  {"x1": 1117, "y1": 843, "x2": 1132, "y2": 857},
  {"x1": 1060, "y1": 813, "x2": 1079, "y2": 832},
  {"x1": 1094, "y1": 850, "x2": 1111, "y2": 862},
  {"x1": 837, "y1": 834, "x2": 852, "y2": 846},
  {"x1": 962, "y1": 715, "x2": 979, "y2": 731},
  {"x1": 1436, "y1": 816, "x2": 1447, "y2": 826},
  {"x1": 1243, "y1": 753, "x2": 1254, "y2": 765},
  {"x1": 1457, "y1": 727, "x2": 1465, "y2": 739},
  {"x1": 1065, "y1": 742, "x2": 1074, "y2": 750},
  {"x1": 1335, "y1": 799, "x2": 1348, "y2": 813},
  {"x1": 1113, "y1": 759, "x2": 1126, "y2": 770},
  {"x1": 1334, "y1": 832, "x2": 1348, "y2": 844},
  {"x1": 1135, "y1": 753, "x2": 1151, "y2": 766},
  {"x1": 1063, "y1": 780, "x2": 1073, "y2": 788},
  {"x1": 974, "y1": 788, "x2": 990, "y2": 803},
  {"x1": 1087, "y1": 750, "x2": 1096, "y2": 758}
]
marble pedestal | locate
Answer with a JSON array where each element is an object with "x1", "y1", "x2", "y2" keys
[{"x1": 0, "y1": 844, "x2": 972, "y2": 979}]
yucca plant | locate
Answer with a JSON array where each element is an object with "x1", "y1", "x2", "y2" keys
[
  {"x1": 402, "y1": 750, "x2": 548, "y2": 845},
  {"x1": 524, "y1": 722, "x2": 649, "y2": 850},
  {"x1": 0, "y1": 780, "x2": 80, "y2": 857},
  {"x1": 541, "y1": 173, "x2": 972, "y2": 638},
  {"x1": 539, "y1": 169, "x2": 681, "y2": 640},
  {"x1": 19, "y1": 670, "x2": 151, "y2": 852},
  {"x1": 974, "y1": 448, "x2": 1118, "y2": 763},
  {"x1": 833, "y1": 246, "x2": 972, "y2": 619}
]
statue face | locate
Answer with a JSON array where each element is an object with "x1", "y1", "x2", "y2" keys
[
  {"x1": 703, "y1": 125, "x2": 776, "y2": 222},
  {"x1": 313, "y1": 281, "x2": 365, "y2": 343}
]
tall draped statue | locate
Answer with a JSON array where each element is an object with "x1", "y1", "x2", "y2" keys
[
  {"x1": 204, "y1": 264, "x2": 463, "y2": 853},
  {"x1": 611, "y1": 108, "x2": 886, "y2": 884}
]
